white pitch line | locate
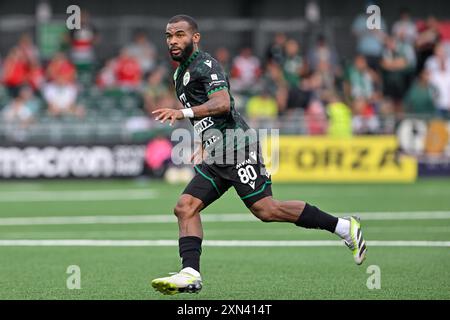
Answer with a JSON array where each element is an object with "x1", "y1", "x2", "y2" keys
[
  {"x1": 0, "y1": 240, "x2": 448, "y2": 247},
  {"x1": 0, "y1": 189, "x2": 157, "y2": 202},
  {"x1": 1, "y1": 211, "x2": 450, "y2": 226}
]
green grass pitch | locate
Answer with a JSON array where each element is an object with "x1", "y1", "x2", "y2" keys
[{"x1": 0, "y1": 178, "x2": 449, "y2": 299}]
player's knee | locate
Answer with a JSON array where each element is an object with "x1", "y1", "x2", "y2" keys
[
  {"x1": 251, "y1": 199, "x2": 280, "y2": 223},
  {"x1": 174, "y1": 195, "x2": 198, "y2": 220}
]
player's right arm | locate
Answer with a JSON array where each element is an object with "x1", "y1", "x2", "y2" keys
[
  {"x1": 189, "y1": 89, "x2": 230, "y2": 118},
  {"x1": 152, "y1": 88, "x2": 230, "y2": 124}
]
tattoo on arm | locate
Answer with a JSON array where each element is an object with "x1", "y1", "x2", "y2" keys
[{"x1": 191, "y1": 90, "x2": 230, "y2": 118}]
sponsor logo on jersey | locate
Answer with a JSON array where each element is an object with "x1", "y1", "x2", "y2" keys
[
  {"x1": 183, "y1": 72, "x2": 190, "y2": 86},
  {"x1": 208, "y1": 80, "x2": 227, "y2": 86},
  {"x1": 204, "y1": 60, "x2": 212, "y2": 68},
  {"x1": 235, "y1": 158, "x2": 253, "y2": 169},
  {"x1": 204, "y1": 135, "x2": 220, "y2": 148},
  {"x1": 193, "y1": 117, "x2": 214, "y2": 135}
]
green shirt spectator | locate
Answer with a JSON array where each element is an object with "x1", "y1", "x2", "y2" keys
[{"x1": 404, "y1": 71, "x2": 436, "y2": 115}]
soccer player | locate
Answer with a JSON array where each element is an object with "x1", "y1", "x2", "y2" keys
[{"x1": 151, "y1": 15, "x2": 367, "y2": 295}]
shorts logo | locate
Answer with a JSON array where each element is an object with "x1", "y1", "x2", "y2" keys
[
  {"x1": 183, "y1": 72, "x2": 190, "y2": 86},
  {"x1": 211, "y1": 74, "x2": 218, "y2": 80},
  {"x1": 204, "y1": 60, "x2": 212, "y2": 68}
]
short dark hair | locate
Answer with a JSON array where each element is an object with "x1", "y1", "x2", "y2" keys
[{"x1": 168, "y1": 14, "x2": 199, "y2": 33}]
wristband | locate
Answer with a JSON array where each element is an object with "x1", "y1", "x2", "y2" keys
[{"x1": 181, "y1": 108, "x2": 194, "y2": 119}]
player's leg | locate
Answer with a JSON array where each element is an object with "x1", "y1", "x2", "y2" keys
[
  {"x1": 174, "y1": 194, "x2": 205, "y2": 271},
  {"x1": 248, "y1": 196, "x2": 367, "y2": 265},
  {"x1": 152, "y1": 164, "x2": 230, "y2": 295},
  {"x1": 230, "y1": 145, "x2": 366, "y2": 265}
]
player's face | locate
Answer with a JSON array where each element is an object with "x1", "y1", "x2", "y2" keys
[{"x1": 165, "y1": 21, "x2": 199, "y2": 62}]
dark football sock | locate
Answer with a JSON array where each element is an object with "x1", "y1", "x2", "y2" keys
[
  {"x1": 295, "y1": 203, "x2": 338, "y2": 233},
  {"x1": 179, "y1": 236, "x2": 202, "y2": 272}
]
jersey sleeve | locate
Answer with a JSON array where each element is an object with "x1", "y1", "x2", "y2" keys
[{"x1": 198, "y1": 59, "x2": 229, "y2": 96}]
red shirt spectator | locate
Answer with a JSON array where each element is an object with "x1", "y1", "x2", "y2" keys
[
  {"x1": 46, "y1": 52, "x2": 76, "y2": 83},
  {"x1": 2, "y1": 48, "x2": 28, "y2": 88},
  {"x1": 115, "y1": 49, "x2": 142, "y2": 88}
]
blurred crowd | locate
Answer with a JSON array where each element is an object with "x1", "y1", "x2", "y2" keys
[{"x1": 1, "y1": 9, "x2": 450, "y2": 136}]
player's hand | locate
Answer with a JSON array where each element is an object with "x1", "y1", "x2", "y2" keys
[{"x1": 152, "y1": 108, "x2": 184, "y2": 126}]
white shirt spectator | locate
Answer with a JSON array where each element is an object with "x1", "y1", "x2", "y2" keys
[
  {"x1": 425, "y1": 56, "x2": 450, "y2": 73},
  {"x1": 429, "y1": 67, "x2": 450, "y2": 111},
  {"x1": 392, "y1": 20, "x2": 417, "y2": 44},
  {"x1": 126, "y1": 34, "x2": 157, "y2": 74},
  {"x1": 231, "y1": 49, "x2": 261, "y2": 92},
  {"x1": 43, "y1": 83, "x2": 78, "y2": 111}
]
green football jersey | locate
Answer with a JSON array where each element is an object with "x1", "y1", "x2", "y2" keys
[{"x1": 173, "y1": 50, "x2": 254, "y2": 160}]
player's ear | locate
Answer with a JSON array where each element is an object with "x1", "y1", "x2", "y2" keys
[{"x1": 193, "y1": 32, "x2": 201, "y2": 45}]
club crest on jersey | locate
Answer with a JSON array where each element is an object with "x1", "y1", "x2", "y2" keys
[{"x1": 183, "y1": 72, "x2": 190, "y2": 86}]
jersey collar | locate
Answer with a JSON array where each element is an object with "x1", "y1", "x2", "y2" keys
[{"x1": 174, "y1": 50, "x2": 200, "y2": 81}]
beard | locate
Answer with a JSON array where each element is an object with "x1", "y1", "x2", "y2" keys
[{"x1": 170, "y1": 40, "x2": 194, "y2": 62}]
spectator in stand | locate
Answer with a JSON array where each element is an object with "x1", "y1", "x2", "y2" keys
[
  {"x1": 392, "y1": 8, "x2": 417, "y2": 45},
  {"x1": 352, "y1": 7, "x2": 387, "y2": 70},
  {"x1": 266, "y1": 32, "x2": 287, "y2": 65},
  {"x1": 263, "y1": 61, "x2": 288, "y2": 113},
  {"x1": 245, "y1": 85, "x2": 279, "y2": 121},
  {"x1": 28, "y1": 60, "x2": 45, "y2": 93},
  {"x1": 285, "y1": 68, "x2": 314, "y2": 113},
  {"x1": 425, "y1": 42, "x2": 450, "y2": 72},
  {"x1": 17, "y1": 33, "x2": 39, "y2": 66},
  {"x1": 215, "y1": 47, "x2": 231, "y2": 75},
  {"x1": 344, "y1": 55, "x2": 379, "y2": 104},
  {"x1": 2, "y1": 86, "x2": 38, "y2": 127},
  {"x1": 2, "y1": 35, "x2": 43, "y2": 96},
  {"x1": 66, "y1": 9, "x2": 98, "y2": 70},
  {"x1": 325, "y1": 92, "x2": 352, "y2": 138},
  {"x1": 46, "y1": 52, "x2": 76, "y2": 83},
  {"x1": 416, "y1": 16, "x2": 441, "y2": 74},
  {"x1": 142, "y1": 67, "x2": 177, "y2": 116},
  {"x1": 427, "y1": 48, "x2": 450, "y2": 118},
  {"x1": 230, "y1": 47, "x2": 261, "y2": 94},
  {"x1": 126, "y1": 30, "x2": 157, "y2": 76},
  {"x1": 345, "y1": 55, "x2": 380, "y2": 134},
  {"x1": 2, "y1": 47, "x2": 28, "y2": 98},
  {"x1": 404, "y1": 69, "x2": 436, "y2": 115},
  {"x1": 307, "y1": 35, "x2": 339, "y2": 74},
  {"x1": 96, "y1": 58, "x2": 117, "y2": 90},
  {"x1": 282, "y1": 39, "x2": 306, "y2": 88},
  {"x1": 43, "y1": 74, "x2": 85, "y2": 118},
  {"x1": 309, "y1": 60, "x2": 336, "y2": 100},
  {"x1": 380, "y1": 36, "x2": 416, "y2": 114},
  {"x1": 352, "y1": 97, "x2": 380, "y2": 134},
  {"x1": 304, "y1": 99, "x2": 327, "y2": 135},
  {"x1": 114, "y1": 48, "x2": 142, "y2": 90}
]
